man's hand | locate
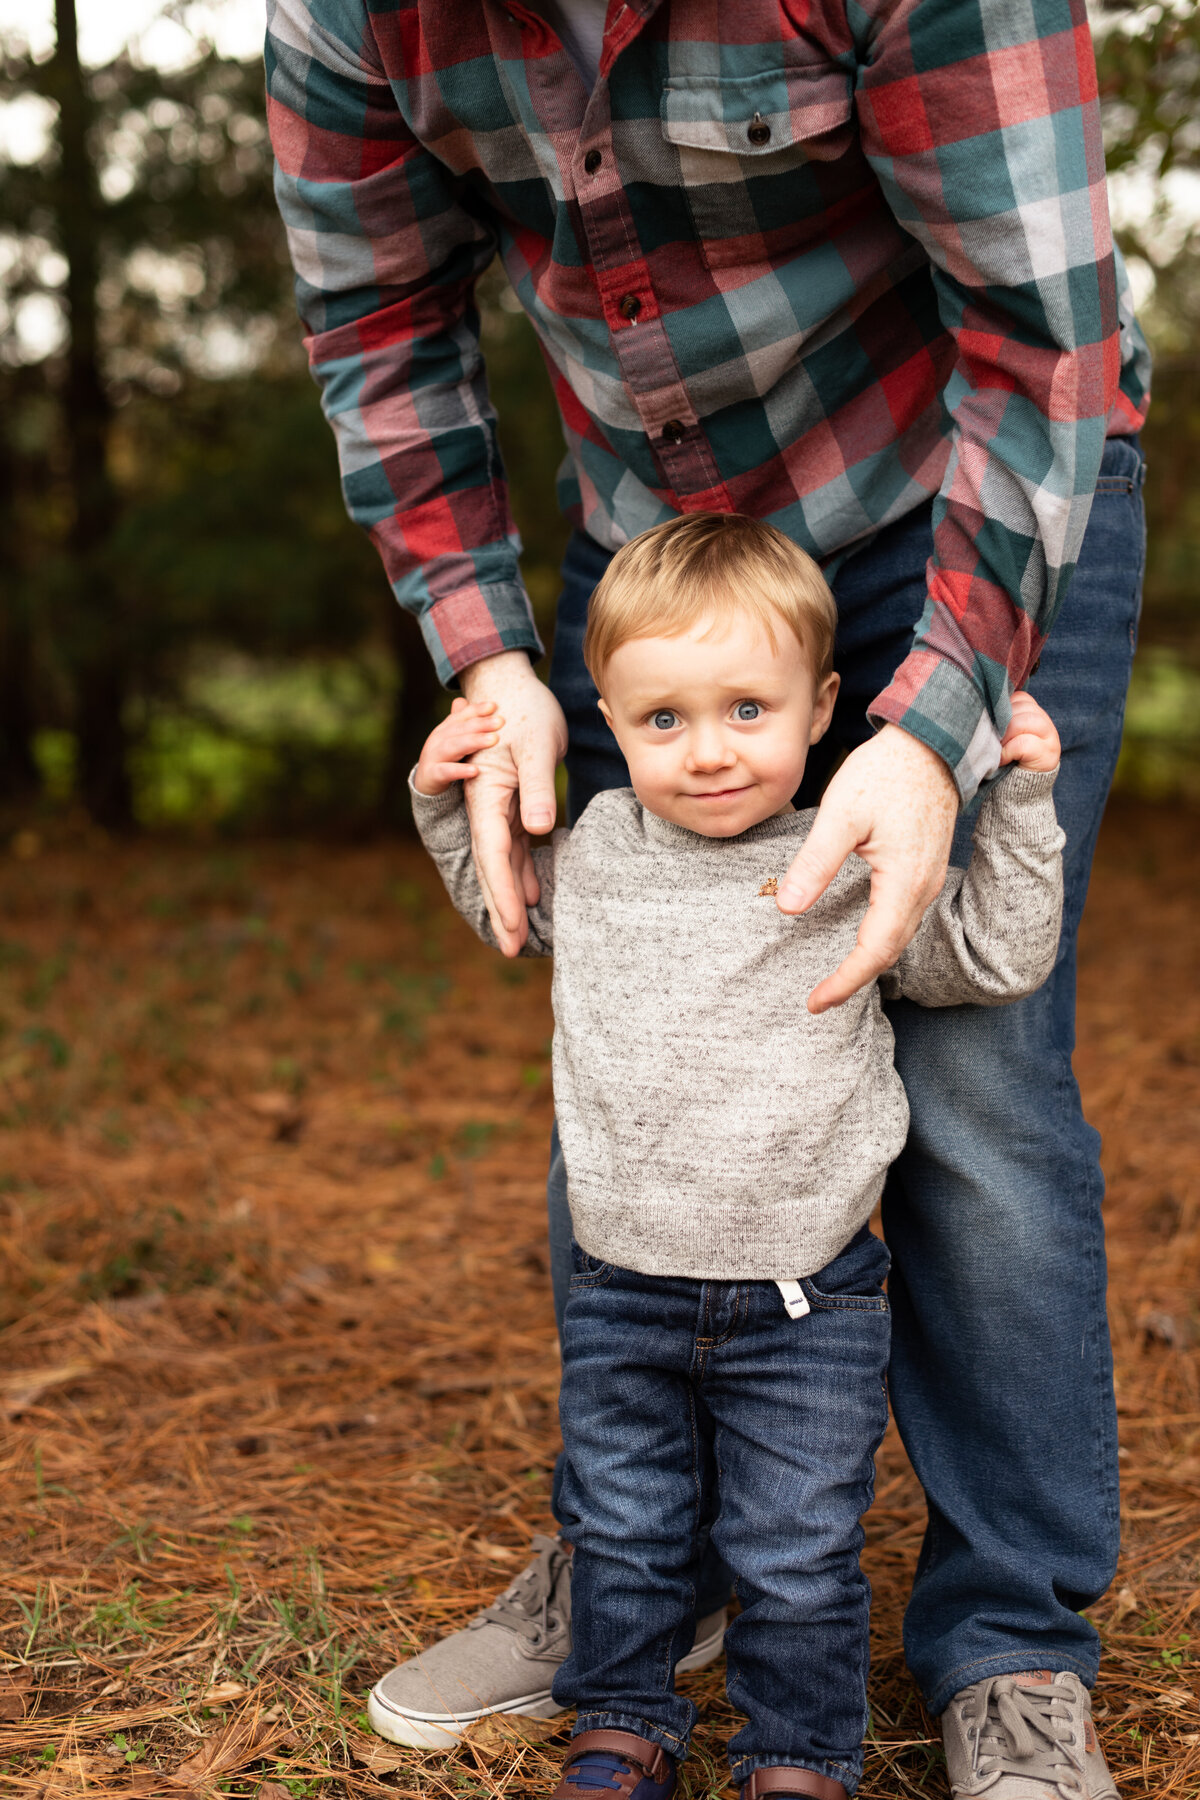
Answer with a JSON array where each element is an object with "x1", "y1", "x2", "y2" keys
[
  {"x1": 777, "y1": 725, "x2": 959, "y2": 1014},
  {"x1": 460, "y1": 651, "x2": 568, "y2": 957}
]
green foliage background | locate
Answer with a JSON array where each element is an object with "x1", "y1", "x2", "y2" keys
[{"x1": 0, "y1": 0, "x2": 1197, "y2": 832}]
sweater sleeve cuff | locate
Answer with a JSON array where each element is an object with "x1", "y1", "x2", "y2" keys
[
  {"x1": 417, "y1": 583, "x2": 545, "y2": 687},
  {"x1": 408, "y1": 770, "x2": 472, "y2": 849},
  {"x1": 869, "y1": 649, "x2": 1003, "y2": 806},
  {"x1": 974, "y1": 765, "x2": 1062, "y2": 848}
]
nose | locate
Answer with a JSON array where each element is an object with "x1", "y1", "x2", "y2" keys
[{"x1": 685, "y1": 725, "x2": 735, "y2": 774}]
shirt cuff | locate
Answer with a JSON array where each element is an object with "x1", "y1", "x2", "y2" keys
[
  {"x1": 408, "y1": 770, "x2": 471, "y2": 849},
  {"x1": 974, "y1": 765, "x2": 1063, "y2": 851},
  {"x1": 869, "y1": 648, "x2": 1004, "y2": 806},
  {"x1": 416, "y1": 582, "x2": 545, "y2": 687}
]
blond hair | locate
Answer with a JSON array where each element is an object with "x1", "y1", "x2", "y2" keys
[{"x1": 583, "y1": 513, "x2": 836, "y2": 688}]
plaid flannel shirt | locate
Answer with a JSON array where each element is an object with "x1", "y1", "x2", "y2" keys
[{"x1": 266, "y1": 0, "x2": 1149, "y2": 800}]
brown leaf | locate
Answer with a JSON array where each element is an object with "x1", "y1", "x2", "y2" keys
[
  {"x1": 199, "y1": 1681, "x2": 251, "y2": 1705},
  {"x1": 245, "y1": 1090, "x2": 296, "y2": 1119},
  {"x1": 245, "y1": 1091, "x2": 306, "y2": 1142},
  {"x1": 0, "y1": 1665, "x2": 33, "y2": 1720},
  {"x1": 460, "y1": 1713, "x2": 565, "y2": 1753},
  {"x1": 2, "y1": 1361, "x2": 96, "y2": 1415},
  {"x1": 256, "y1": 1784, "x2": 294, "y2": 1800},
  {"x1": 170, "y1": 1712, "x2": 286, "y2": 1785},
  {"x1": 1137, "y1": 1307, "x2": 1196, "y2": 1348},
  {"x1": 1113, "y1": 1585, "x2": 1140, "y2": 1621},
  {"x1": 38, "y1": 1754, "x2": 119, "y2": 1796},
  {"x1": 470, "y1": 1538, "x2": 521, "y2": 1564},
  {"x1": 346, "y1": 1735, "x2": 413, "y2": 1774},
  {"x1": 1156, "y1": 1688, "x2": 1197, "y2": 1710}
]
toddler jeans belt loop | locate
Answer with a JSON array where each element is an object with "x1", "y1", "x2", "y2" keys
[{"x1": 776, "y1": 1279, "x2": 810, "y2": 1319}]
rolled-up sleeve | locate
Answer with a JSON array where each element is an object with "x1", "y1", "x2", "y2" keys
[{"x1": 855, "y1": 0, "x2": 1121, "y2": 800}]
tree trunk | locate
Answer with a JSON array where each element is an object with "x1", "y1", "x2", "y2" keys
[
  {"x1": 52, "y1": 0, "x2": 133, "y2": 829},
  {"x1": 0, "y1": 404, "x2": 40, "y2": 804},
  {"x1": 378, "y1": 602, "x2": 442, "y2": 834},
  {"x1": 0, "y1": 596, "x2": 39, "y2": 805}
]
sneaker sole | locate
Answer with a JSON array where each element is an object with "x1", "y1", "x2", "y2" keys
[{"x1": 367, "y1": 1616, "x2": 727, "y2": 1750}]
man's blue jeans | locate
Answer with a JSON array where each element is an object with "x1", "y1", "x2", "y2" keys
[
  {"x1": 545, "y1": 434, "x2": 1146, "y2": 1713},
  {"x1": 553, "y1": 1228, "x2": 891, "y2": 1792}
]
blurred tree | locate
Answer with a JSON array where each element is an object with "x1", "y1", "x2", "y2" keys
[
  {"x1": 0, "y1": 10, "x2": 412, "y2": 824},
  {"x1": 1096, "y1": 0, "x2": 1200, "y2": 658},
  {"x1": 1, "y1": 10, "x2": 293, "y2": 821},
  {"x1": 45, "y1": 0, "x2": 128, "y2": 824},
  {"x1": 1097, "y1": 0, "x2": 1200, "y2": 347},
  {"x1": 0, "y1": 371, "x2": 41, "y2": 804},
  {"x1": 0, "y1": 4, "x2": 570, "y2": 832}
]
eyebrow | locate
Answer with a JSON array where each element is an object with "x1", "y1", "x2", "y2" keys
[{"x1": 620, "y1": 675, "x2": 793, "y2": 706}]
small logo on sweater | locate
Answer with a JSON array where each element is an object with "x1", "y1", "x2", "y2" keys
[{"x1": 757, "y1": 876, "x2": 779, "y2": 897}]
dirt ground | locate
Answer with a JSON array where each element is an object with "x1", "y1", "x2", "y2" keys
[{"x1": 1, "y1": 797, "x2": 1197, "y2": 1799}]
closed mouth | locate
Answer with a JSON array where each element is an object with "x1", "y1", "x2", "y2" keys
[{"x1": 689, "y1": 785, "x2": 750, "y2": 799}]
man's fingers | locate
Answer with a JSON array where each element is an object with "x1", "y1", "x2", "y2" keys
[
  {"x1": 777, "y1": 810, "x2": 862, "y2": 913},
  {"x1": 468, "y1": 795, "x2": 528, "y2": 953},
  {"x1": 516, "y1": 744, "x2": 559, "y2": 837},
  {"x1": 806, "y1": 893, "x2": 917, "y2": 1014},
  {"x1": 807, "y1": 947, "x2": 886, "y2": 1015}
]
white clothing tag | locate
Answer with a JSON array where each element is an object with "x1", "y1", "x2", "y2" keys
[{"x1": 776, "y1": 1279, "x2": 810, "y2": 1319}]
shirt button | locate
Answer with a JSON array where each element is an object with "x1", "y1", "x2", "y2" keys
[
  {"x1": 661, "y1": 419, "x2": 686, "y2": 446},
  {"x1": 747, "y1": 118, "x2": 771, "y2": 146},
  {"x1": 584, "y1": 148, "x2": 602, "y2": 173},
  {"x1": 618, "y1": 294, "x2": 641, "y2": 321}
]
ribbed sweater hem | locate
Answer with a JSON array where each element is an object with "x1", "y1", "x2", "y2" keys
[{"x1": 568, "y1": 1186, "x2": 882, "y2": 1282}]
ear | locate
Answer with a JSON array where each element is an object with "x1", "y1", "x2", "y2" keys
[
  {"x1": 808, "y1": 671, "x2": 840, "y2": 744},
  {"x1": 597, "y1": 695, "x2": 614, "y2": 727}
]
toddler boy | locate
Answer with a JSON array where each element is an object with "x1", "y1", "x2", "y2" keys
[{"x1": 409, "y1": 513, "x2": 1064, "y2": 1800}]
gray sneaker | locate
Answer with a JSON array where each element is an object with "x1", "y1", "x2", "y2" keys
[
  {"x1": 942, "y1": 1671, "x2": 1119, "y2": 1799},
  {"x1": 367, "y1": 1534, "x2": 728, "y2": 1749}
]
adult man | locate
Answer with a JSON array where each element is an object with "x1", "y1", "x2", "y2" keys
[{"x1": 266, "y1": 1, "x2": 1149, "y2": 1793}]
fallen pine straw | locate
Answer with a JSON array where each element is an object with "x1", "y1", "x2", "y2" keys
[{"x1": 0, "y1": 798, "x2": 1197, "y2": 1797}]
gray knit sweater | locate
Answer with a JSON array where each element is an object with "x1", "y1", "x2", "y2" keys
[{"x1": 412, "y1": 768, "x2": 1063, "y2": 1280}]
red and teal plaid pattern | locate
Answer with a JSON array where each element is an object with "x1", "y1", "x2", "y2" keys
[{"x1": 266, "y1": 0, "x2": 1149, "y2": 800}]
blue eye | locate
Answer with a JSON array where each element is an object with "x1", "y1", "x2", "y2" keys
[
  {"x1": 652, "y1": 711, "x2": 678, "y2": 730},
  {"x1": 735, "y1": 701, "x2": 761, "y2": 721}
]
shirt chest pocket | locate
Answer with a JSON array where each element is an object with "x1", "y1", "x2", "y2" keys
[{"x1": 660, "y1": 65, "x2": 855, "y2": 270}]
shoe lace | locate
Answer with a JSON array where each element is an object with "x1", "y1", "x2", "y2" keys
[
  {"x1": 473, "y1": 1533, "x2": 570, "y2": 1648},
  {"x1": 962, "y1": 1676, "x2": 1087, "y2": 1792}
]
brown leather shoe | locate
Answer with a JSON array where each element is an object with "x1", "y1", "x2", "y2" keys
[
  {"x1": 741, "y1": 1769, "x2": 849, "y2": 1800},
  {"x1": 551, "y1": 1730, "x2": 677, "y2": 1800}
]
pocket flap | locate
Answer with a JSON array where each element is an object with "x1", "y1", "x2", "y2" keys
[{"x1": 661, "y1": 65, "x2": 852, "y2": 155}]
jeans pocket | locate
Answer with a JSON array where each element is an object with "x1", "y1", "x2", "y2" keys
[
  {"x1": 568, "y1": 1238, "x2": 615, "y2": 1288},
  {"x1": 801, "y1": 1281, "x2": 889, "y2": 1313},
  {"x1": 1088, "y1": 435, "x2": 1147, "y2": 652},
  {"x1": 801, "y1": 1228, "x2": 891, "y2": 1311}
]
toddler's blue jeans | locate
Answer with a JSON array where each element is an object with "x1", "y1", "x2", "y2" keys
[
  {"x1": 545, "y1": 434, "x2": 1147, "y2": 1714},
  {"x1": 552, "y1": 1228, "x2": 891, "y2": 1793}
]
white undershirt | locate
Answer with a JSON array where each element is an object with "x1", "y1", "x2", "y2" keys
[{"x1": 536, "y1": 0, "x2": 607, "y2": 89}]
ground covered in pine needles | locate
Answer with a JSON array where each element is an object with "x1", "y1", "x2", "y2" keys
[{"x1": 1, "y1": 799, "x2": 1197, "y2": 1799}]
